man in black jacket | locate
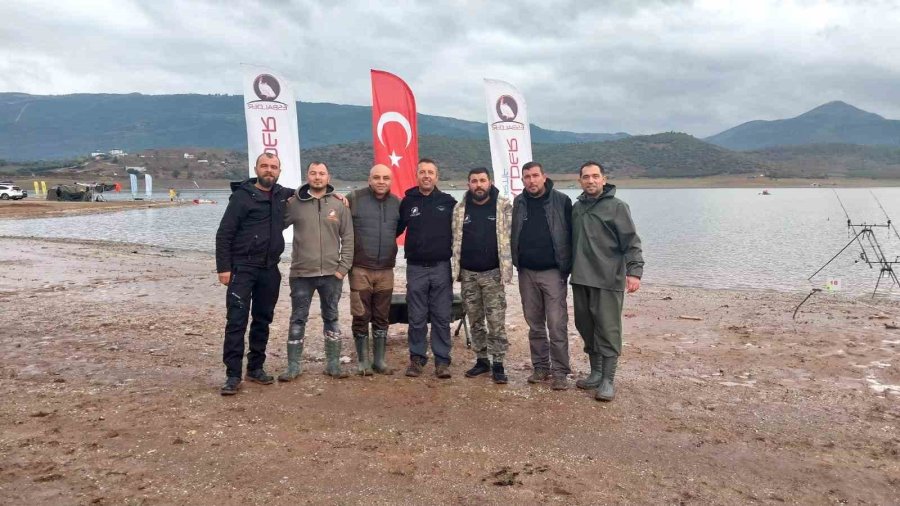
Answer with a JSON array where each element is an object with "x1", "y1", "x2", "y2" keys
[
  {"x1": 510, "y1": 161, "x2": 573, "y2": 391},
  {"x1": 215, "y1": 153, "x2": 290, "y2": 395},
  {"x1": 397, "y1": 159, "x2": 458, "y2": 378}
]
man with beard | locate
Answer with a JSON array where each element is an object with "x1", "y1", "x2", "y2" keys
[
  {"x1": 510, "y1": 161, "x2": 573, "y2": 391},
  {"x1": 571, "y1": 161, "x2": 644, "y2": 401},
  {"x1": 452, "y1": 168, "x2": 513, "y2": 384},
  {"x1": 346, "y1": 164, "x2": 400, "y2": 376},
  {"x1": 278, "y1": 161, "x2": 354, "y2": 381},
  {"x1": 215, "y1": 152, "x2": 290, "y2": 395},
  {"x1": 397, "y1": 159, "x2": 458, "y2": 378}
]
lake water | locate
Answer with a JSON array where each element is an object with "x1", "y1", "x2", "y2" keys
[{"x1": 3, "y1": 187, "x2": 899, "y2": 297}]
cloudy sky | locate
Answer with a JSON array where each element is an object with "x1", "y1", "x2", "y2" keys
[{"x1": 2, "y1": 0, "x2": 899, "y2": 136}]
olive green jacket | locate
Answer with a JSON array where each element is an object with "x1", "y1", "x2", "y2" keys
[{"x1": 571, "y1": 184, "x2": 644, "y2": 290}]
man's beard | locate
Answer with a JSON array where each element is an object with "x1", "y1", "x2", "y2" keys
[
  {"x1": 258, "y1": 175, "x2": 277, "y2": 189},
  {"x1": 472, "y1": 189, "x2": 489, "y2": 202}
]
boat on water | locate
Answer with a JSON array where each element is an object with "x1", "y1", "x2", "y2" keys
[{"x1": 760, "y1": 189, "x2": 771, "y2": 195}]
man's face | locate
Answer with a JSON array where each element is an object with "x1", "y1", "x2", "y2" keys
[
  {"x1": 307, "y1": 163, "x2": 330, "y2": 190},
  {"x1": 417, "y1": 162, "x2": 438, "y2": 192},
  {"x1": 580, "y1": 165, "x2": 607, "y2": 196},
  {"x1": 369, "y1": 165, "x2": 392, "y2": 197},
  {"x1": 468, "y1": 172, "x2": 491, "y2": 202},
  {"x1": 522, "y1": 167, "x2": 546, "y2": 196},
  {"x1": 254, "y1": 155, "x2": 281, "y2": 189}
]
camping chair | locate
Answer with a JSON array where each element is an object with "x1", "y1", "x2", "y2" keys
[{"x1": 389, "y1": 293, "x2": 471, "y2": 348}]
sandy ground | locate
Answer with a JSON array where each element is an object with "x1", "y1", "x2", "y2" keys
[
  {"x1": 0, "y1": 237, "x2": 898, "y2": 504},
  {"x1": 0, "y1": 200, "x2": 187, "y2": 220}
]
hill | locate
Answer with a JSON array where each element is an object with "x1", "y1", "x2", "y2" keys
[
  {"x1": 705, "y1": 101, "x2": 900, "y2": 150},
  {"x1": 0, "y1": 93, "x2": 628, "y2": 161},
  {"x1": 751, "y1": 143, "x2": 900, "y2": 179}
]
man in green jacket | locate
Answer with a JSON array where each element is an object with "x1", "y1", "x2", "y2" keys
[
  {"x1": 571, "y1": 161, "x2": 644, "y2": 401},
  {"x1": 279, "y1": 161, "x2": 354, "y2": 381}
]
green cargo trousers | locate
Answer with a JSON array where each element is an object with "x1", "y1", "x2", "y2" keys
[{"x1": 572, "y1": 284, "x2": 623, "y2": 358}]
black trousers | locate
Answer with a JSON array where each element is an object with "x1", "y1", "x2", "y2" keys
[{"x1": 222, "y1": 265, "x2": 282, "y2": 378}]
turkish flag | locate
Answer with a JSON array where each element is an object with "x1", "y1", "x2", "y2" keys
[{"x1": 371, "y1": 69, "x2": 419, "y2": 199}]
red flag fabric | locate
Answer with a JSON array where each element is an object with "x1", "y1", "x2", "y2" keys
[{"x1": 371, "y1": 69, "x2": 419, "y2": 198}]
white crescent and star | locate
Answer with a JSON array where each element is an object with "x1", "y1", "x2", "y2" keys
[{"x1": 376, "y1": 112, "x2": 412, "y2": 168}]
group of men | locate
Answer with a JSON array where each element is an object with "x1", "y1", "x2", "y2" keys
[{"x1": 215, "y1": 153, "x2": 643, "y2": 402}]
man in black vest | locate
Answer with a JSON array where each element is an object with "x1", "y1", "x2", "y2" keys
[
  {"x1": 510, "y1": 161, "x2": 573, "y2": 391},
  {"x1": 346, "y1": 164, "x2": 401, "y2": 375},
  {"x1": 215, "y1": 153, "x2": 290, "y2": 395},
  {"x1": 397, "y1": 159, "x2": 458, "y2": 378}
]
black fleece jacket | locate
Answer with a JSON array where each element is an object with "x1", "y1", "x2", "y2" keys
[
  {"x1": 397, "y1": 186, "x2": 457, "y2": 263},
  {"x1": 215, "y1": 178, "x2": 292, "y2": 272}
]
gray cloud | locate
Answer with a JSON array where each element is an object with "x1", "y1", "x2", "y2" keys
[{"x1": 2, "y1": 0, "x2": 900, "y2": 137}]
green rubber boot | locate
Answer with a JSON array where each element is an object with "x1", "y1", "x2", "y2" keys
[
  {"x1": 277, "y1": 341, "x2": 304, "y2": 382},
  {"x1": 595, "y1": 355, "x2": 618, "y2": 402},
  {"x1": 354, "y1": 333, "x2": 374, "y2": 376},
  {"x1": 323, "y1": 333, "x2": 349, "y2": 379},
  {"x1": 372, "y1": 329, "x2": 394, "y2": 375},
  {"x1": 576, "y1": 354, "x2": 603, "y2": 390}
]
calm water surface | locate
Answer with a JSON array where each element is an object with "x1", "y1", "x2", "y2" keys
[{"x1": 3, "y1": 188, "x2": 899, "y2": 296}]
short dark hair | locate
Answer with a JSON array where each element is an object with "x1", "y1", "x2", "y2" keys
[
  {"x1": 579, "y1": 161, "x2": 605, "y2": 177},
  {"x1": 522, "y1": 161, "x2": 543, "y2": 174},
  {"x1": 418, "y1": 158, "x2": 437, "y2": 167},
  {"x1": 307, "y1": 161, "x2": 328, "y2": 171},
  {"x1": 255, "y1": 152, "x2": 280, "y2": 166},
  {"x1": 467, "y1": 167, "x2": 490, "y2": 180}
]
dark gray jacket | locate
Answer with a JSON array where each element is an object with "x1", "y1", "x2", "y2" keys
[
  {"x1": 510, "y1": 178, "x2": 573, "y2": 277},
  {"x1": 571, "y1": 184, "x2": 644, "y2": 290},
  {"x1": 347, "y1": 187, "x2": 400, "y2": 269}
]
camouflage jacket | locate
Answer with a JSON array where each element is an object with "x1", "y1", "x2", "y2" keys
[{"x1": 451, "y1": 186, "x2": 513, "y2": 284}]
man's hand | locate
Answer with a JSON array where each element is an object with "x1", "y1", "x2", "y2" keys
[
  {"x1": 334, "y1": 272, "x2": 345, "y2": 280},
  {"x1": 334, "y1": 193, "x2": 349, "y2": 207},
  {"x1": 218, "y1": 272, "x2": 231, "y2": 286},
  {"x1": 626, "y1": 275, "x2": 641, "y2": 293}
]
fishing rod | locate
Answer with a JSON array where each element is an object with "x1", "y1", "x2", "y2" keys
[
  {"x1": 869, "y1": 190, "x2": 900, "y2": 243},
  {"x1": 808, "y1": 190, "x2": 900, "y2": 297}
]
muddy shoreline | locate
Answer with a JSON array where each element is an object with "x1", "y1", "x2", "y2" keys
[{"x1": 0, "y1": 237, "x2": 898, "y2": 504}]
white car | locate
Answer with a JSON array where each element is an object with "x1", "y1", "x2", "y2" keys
[{"x1": 0, "y1": 184, "x2": 26, "y2": 200}]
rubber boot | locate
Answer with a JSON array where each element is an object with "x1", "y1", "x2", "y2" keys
[
  {"x1": 323, "y1": 333, "x2": 349, "y2": 379},
  {"x1": 278, "y1": 341, "x2": 304, "y2": 382},
  {"x1": 595, "y1": 355, "x2": 618, "y2": 401},
  {"x1": 576, "y1": 354, "x2": 603, "y2": 390},
  {"x1": 372, "y1": 329, "x2": 394, "y2": 375},
  {"x1": 354, "y1": 333, "x2": 374, "y2": 376}
]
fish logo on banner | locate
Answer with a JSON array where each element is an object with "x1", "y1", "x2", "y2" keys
[{"x1": 484, "y1": 79, "x2": 533, "y2": 198}]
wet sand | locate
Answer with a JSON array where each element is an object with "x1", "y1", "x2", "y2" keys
[
  {"x1": 0, "y1": 237, "x2": 898, "y2": 504},
  {"x1": 0, "y1": 200, "x2": 187, "y2": 220}
]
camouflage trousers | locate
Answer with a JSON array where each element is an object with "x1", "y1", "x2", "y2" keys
[{"x1": 460, "y1": 268, "x2": 508, "y2": 362}]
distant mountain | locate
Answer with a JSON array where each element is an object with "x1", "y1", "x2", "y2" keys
[
  {"x1": 0, "y1": 93, "x2": 628, "y2": 161},
  {"x1": 304, "y1": 132, "x2": 765, "y2": 180},
  {"x1": 750, "y1": 143, "x2": 900, "y2": 179},
  {"x1": 705, "y1": 101, "x2": 900, "y2": 150}
]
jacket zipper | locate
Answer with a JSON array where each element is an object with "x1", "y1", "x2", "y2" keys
[{"x1": 318, "y1": 198, "x2": 324, "y2": 275}]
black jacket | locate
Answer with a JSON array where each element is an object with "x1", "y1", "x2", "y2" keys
[
  {"x1": 397, "y1": 186, "x2": 457, "y2": 263},
  {"x1": 510, "y1": 178, "x2": 573, "y2": 276},
  {"x1": 215, "y1": 178, "x2": 292, "y2": 272}
]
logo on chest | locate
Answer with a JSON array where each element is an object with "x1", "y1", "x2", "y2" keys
[
  {"x1": 327, "y1": 208, "x2": 338, "y2": 222},
  {"x1": 410, "y1": 206, "x2": 421, "y2": 218}
]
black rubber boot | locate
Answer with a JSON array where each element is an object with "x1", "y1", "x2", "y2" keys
[
  {"x1": 595, "y1": 356, "x2": 618, "y2": 402},
  {"x1": 491, "y1": 361, "x2": 508, "y2": 384},
  {"x1": 278, "y1": 341, "x2": 304, "y2": 382},
  {"x1": 464, "y1": 358, "x2": 491, "y2": 378},
  {"x1": 354, "y1": 333, "x2": 374, "y2": 376},
  {"x1": 372, "y1": 329, "x2": 394, "y2": 375},
  {"x1": 576, "y1": 354, "x2": 603, "y2": 390}
]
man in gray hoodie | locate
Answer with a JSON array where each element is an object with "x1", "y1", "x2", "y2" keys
[
  {"x1": 278, "y1": 161, "x2": 354, "y2": 381},
  {"x1": 571, "y1": 161, "x2": 643, "y2": 402}
]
